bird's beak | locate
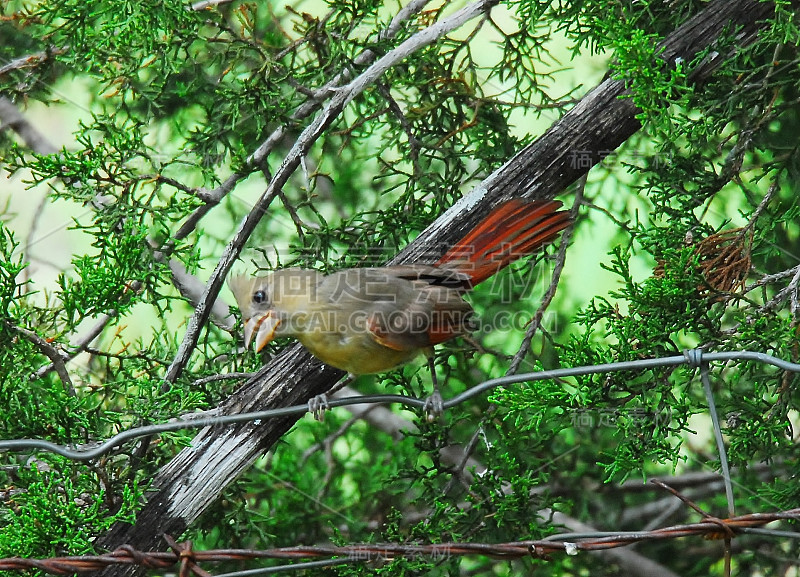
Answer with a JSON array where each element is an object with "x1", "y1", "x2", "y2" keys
[{"x1": 243, "y1": 311, "x2": 281, "y2": 352}]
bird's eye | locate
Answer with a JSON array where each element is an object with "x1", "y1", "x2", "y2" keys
[{"x1": 252, "y1": 290, "x2": 268, "y2": 304}]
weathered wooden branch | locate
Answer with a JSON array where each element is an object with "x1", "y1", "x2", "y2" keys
[{"x1": 94, "y1": 0, "x2": 776, "y2": 572}]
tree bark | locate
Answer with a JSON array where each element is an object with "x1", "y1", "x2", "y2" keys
[{"x1": 94, "y1": 0, "x2": 776, "y2": 572}]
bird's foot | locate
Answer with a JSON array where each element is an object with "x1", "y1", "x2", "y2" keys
[
  {"x1": 306, "y1": 374, "x2": 354, "y2": 422},
  {"x1": 422, "y1": 390, "x2": 444, "y2": 422},
  {"x1": 308, "y1": 394, "x2": 329, "y2": 421}
]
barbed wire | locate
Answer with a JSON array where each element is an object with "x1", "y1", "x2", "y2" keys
[
  {"x1": 0, "y1": 349, "x2": 797, "y2": 461},
  {"x1": 0, "y1": 506, "x2": 797, "y2": 576}
]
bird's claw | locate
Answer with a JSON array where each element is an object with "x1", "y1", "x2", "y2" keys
[
  {"x1": 422, "y1": 390, "x2": 444, "y2": 421},
  {"x1": 308, "y1": 394, "x2": 329, "y2": 421}
]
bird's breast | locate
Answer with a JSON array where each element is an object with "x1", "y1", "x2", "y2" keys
[{"x1": 296, "y1": 329, "x2": 420, "y2": 374}]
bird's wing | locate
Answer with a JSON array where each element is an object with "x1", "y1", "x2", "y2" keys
[
  {"x1": 315, "y1": 268, "x2": 473, "y2": 351},
  {"x1": 379, "y1": 264, "x2": 472, "y2": 290}
]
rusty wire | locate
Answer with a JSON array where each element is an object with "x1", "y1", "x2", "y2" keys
[{"x1": 0, "y1": 508, "x2": 797, "y2": 575}]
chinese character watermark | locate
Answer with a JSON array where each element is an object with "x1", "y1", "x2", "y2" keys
[
  {"x1": 568, "y1": 149, "x2": 673, "y2": 170},
  {"x1": 569, "y1": 407, "x2": 673, "y2": 429}
]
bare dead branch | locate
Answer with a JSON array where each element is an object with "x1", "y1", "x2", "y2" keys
[{"x1": 0, "y1": 97, "x2": 58, "y2": 155}]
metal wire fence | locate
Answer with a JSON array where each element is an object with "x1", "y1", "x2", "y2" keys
[
  {"x1": 1, "y1": 348, "x2": 799, "y2": 575},
  {"x1": 1, "y1": 348, "x2": 795, "y2": 461}
]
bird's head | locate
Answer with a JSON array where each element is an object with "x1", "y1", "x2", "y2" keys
[{"x1": 228, "y1": 269, "x2": 320, "y2": 352}]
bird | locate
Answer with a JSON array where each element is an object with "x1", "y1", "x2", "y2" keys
[{"x1": 229, "y1": 198, "x2": 571, "y2": 412}]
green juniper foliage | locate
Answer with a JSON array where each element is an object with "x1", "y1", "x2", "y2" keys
[{"x1": 1, "y1": 0, "x2": 799, "y2": 576}]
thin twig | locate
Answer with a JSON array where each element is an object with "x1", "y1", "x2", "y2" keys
[
  {"x1": 742, "y1": 264, "x2": 800, "y2": 295},
  {"x1": 168, "y1": 259, "x2": 236, "y2": 331},
  {"x1": 375, "y1": 82, "x2": 423, "y2": 173},
  {"x1": 190, "y1": 372, "x2": 253, "y2": 387},
  {"x1": 736, "y1": 175, "x2": 779, "y2": 239},
  {"x1": 507, "y1": 178, "x2": 584, "y2": 375},
  {"x1": 0, "y1": 47, "x2": 67, "y2": 78},
  {"x1": 756, "y1": 265, "x2": 800, "y2": 314},
  {"x1": 6, "y1": 321, "x2": 75, "y2": 397},
  {"x1": 33, "y1": 313, "x2": 114, "y2": 380}
]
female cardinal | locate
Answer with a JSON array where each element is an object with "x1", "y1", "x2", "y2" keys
[{"x1": 230, "y1": 198, "x2": 570, "y2": 379}]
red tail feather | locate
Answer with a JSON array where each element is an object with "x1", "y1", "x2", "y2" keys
[{"x1": 436, "y1": 199, "x2": 570, "y2": 286}]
